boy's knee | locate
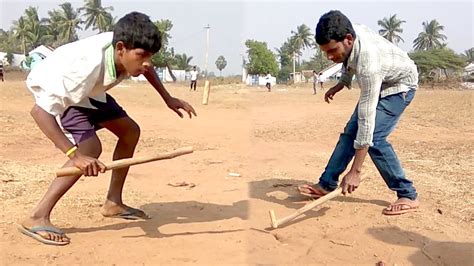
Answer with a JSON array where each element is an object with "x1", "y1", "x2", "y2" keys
[
  {"x1": 79, "y1": 136, "x2": 102, "y2": 158},
  {"x1": 122, "y1": 122, "x2": 141, "y2": 145}
]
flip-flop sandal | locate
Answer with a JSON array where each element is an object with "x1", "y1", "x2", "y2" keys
[
  {"x1": 103, "y1": 208, "x2": 151, "y2": 220},
  {"x1": 297, "y1": 184, "x2": 328, "y2": 199},
  {"x1": 382, "y1": 202, "x2": 419, "y2": 215},
  {"x1": 18, "y1": 225, "x2": 70, "y2": 246}
]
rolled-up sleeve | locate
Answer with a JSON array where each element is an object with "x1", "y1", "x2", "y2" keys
[
  {"x1": 338, "y1": 65, "x2": 354, "y2": 88},
  {"x1": 354, "y1": 54, "x2": 383, "y2": 149}
]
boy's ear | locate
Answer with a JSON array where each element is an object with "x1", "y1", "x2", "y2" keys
[
  {"x1": 344, "y1": 34, "x2": 354, "y2": 46},
  {"x1": 115, "y1": 41, "x2": 126, "y2": 55}
]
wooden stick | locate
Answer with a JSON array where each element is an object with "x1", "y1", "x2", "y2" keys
[
  {"x1": 202, "y1": 80, "x2": 210, "y2": 105},
  {"x1": 269, "y1": 187, "x2": 342, "y2": 229},
  {"x1": 56, "y1": 146, "x2": 193, "y2": 177}
]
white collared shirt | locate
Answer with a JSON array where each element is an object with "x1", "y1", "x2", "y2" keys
[
  {"x1": 190, "y1": 70, "x2": 198, "y2": 81},
  {"x1": 338, "y1": 24, "x2": 418, "y2": 149},
  {"x1": 26, "y1": 32, "x2": 127, "y2": 116}
]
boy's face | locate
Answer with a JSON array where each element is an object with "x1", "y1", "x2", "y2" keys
[
  {"x1": 319, "y1": 34, "x2": 354, "y2": 63},
  {"x1": 115, "y1": 42, "x2": 153, "y2": 77}
]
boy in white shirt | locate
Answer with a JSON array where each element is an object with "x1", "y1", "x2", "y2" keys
[
  {"x1": 190, "y1": 66, "x2": 198, "y2": 91},
  {"x1": 19, "y1": 12, "x2": 196, "y2": 245}
]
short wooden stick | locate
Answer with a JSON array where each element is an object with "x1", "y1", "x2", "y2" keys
[
  {"x1": 270, "y1": 187, "x2": 342, "y2": 228},
  {"x1": 56, "y1": 146, "x2": 193, "y2": 177}
]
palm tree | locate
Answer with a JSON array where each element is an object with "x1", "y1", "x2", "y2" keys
[
  {"x1": 79, "y1": 0, "x2": 114, "y2": 33},
  {"x1": 152, "y1": 19, "x2": 176, "y2": 81},
  {"x1": 463, "y1": 48, "x2": 474, "y2": 63},
  {"x1": 57, "y1": 3, "x2": 83, "y2": 43},
  {"x1": 23, "y1": 7, "x2": 52, "y2": 50},
  {"x1": 12, "y1": 17, "x2": 29, "y2": 54},
  {"x1": 377, "y1": 14, "x2": 406, "y2": 44},
  {"x1": 215, "y1": 55, "x2": 227, "y2": 76},
  {"x1": 290, "y1": 24, "x2": 313, "y2": 80},
  {"x1": 175, "y1": 53, "x2": 193, "y2": 70},
  {"x1": 154, "y1": 19, "x2": 173, "y2": 47},
  {"x1": 46, "y1": 3, "x2": 83, "y2": 46},
  {"x1": 413, "y1": 20, "x2": 447, "y2": 51}
]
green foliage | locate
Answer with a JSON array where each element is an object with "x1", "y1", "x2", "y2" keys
[
  {"x1": 46, "y1": 2, "x2": 83, "y2": 47},
  {"x1": 461, "y1": 47, "x2": 474, "y2": 63},
  {"x1": 413, "y1": 20, "x2": 447, "y2": 51},
  {"x1": 79, "y1": 0, "x2": 114, "y2": 33},
  {"x1": 305, "y1": 46, "x2": 332, "y2": 71},
  {"x1": 174, "y1": 53, "x2": 193, "y2": 70},
  {"x1": 277, "y1": 65, "x2": 292, "y2": 83},
  {"x1": 377, "y1": 14, "x2": 405, "y2": 44},
  {"x1": 409, "y1": 48, "x2": 466, "y2": 82},
  {"x1": 5, "y1": 52, "x2": 14, "y2": 65},
  {"x1": 215, "y1": 55, "x2": 227, "y2": 75},
  {"x1": 245, "y1": 39, "x2": 278, "y2": 76}
]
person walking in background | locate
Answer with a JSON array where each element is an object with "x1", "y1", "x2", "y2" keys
[
  {"x1": 318, "y1": 72, "x2": 326, "y2": 90},
  {"x1": 265, "y1": 73, "x2": 272, "y2": 92},
  {"x1": 312, "y1": 70, "x2": 318, "y2": 94},
  {"x1": 190, "y1": 66, "x2": 198, "y2": 91}
]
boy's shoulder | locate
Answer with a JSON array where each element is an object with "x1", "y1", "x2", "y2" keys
[
  {"x1": 28, "y1": 32, "x2": 115, "y2": 83},
  {"x1": 55, "y1": 32, "x2": 113, "y2": 53}
]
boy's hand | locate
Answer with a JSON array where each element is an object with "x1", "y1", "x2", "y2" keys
[
  {"x1": 340, "y1": 170, "x2": 361, "y2": 195},
  {"x1": 71, "y1": 152, "x2": 106, "y2": 176},
  {"x1": 166, "y1": 97, "x2": 197, "y2": 118},
  {"x1": 324, "y1": 83, "x2": 344, "y2": 103}
]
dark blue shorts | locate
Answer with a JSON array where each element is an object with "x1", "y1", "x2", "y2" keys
[{"x1": 60, "y1": 94, "x2": 128, "y2": 144}]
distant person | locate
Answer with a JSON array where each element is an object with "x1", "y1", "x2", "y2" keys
[
  {"x1": 317, "y1": 72, "x2": 326, "y2": 90},
  {"x1": 265, "y1": 73, "x2": 272, "y2": 92},
  {"x1": 0, "y1": 61, "x2": 4, "y2": 82},
  {"x1": 19, "y1": 12, "x2": 196, "y2": 246},
  {"x1": 298, "y1": 10, "x2": 419, "y2": 216},
  {"x1": 190, "y1": 66, "x2": 198, "y2": 91},
  {"x1": 312, "y1": 70, "x2": 318, "y2": 94}
]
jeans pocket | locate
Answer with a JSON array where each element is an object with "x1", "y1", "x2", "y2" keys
[{"x1": 404, "y1": 90, "x2": 416, "y2": 106}]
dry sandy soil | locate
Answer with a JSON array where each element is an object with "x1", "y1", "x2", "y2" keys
[{"x1": 0, "y1": 74, "x2": 473, "y2": 265}]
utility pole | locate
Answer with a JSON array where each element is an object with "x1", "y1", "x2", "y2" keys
[
  {"x1": 202, "y1": 24, "x2": 211, "y2": 105},
  {"x1": 204, "y1": 24, "x2": 210, "y2": 79}
]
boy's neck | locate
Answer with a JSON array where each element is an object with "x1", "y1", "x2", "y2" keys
[{"x1": 114, "y1": 50, "x2": 125, "y2": 77}]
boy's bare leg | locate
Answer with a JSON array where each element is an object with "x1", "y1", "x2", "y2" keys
[
  {"x1": 21, "y1": 136, "x2": 102, "y2": 243},
  {"x1": 98, "y1": 117, "x2": 144, "y2": 217}
]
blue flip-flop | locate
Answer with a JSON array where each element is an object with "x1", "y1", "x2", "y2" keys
[
  {"x1": 18, "y1": 225, "x2": 70, "y2": 246},
  {"x1": 104, "y1": 208, "x2": 151, "y2": 220}
]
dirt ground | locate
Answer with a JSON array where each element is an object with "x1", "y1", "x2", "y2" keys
[{"x1": 0, "y1": 74, "x2": 473, "y2": 265}]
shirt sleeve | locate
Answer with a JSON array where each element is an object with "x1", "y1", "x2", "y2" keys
[
  {"x1": 354, "y1": 53, "x2": 383, "y2": 149},
  {"x1": 338, "y1": 65, "x2": 354, "y2": 88}
]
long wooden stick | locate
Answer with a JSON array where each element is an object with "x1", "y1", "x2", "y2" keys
[
  {"x1": 56, "y1": 146, "x2": 193, "y2": 177},
  {"x1": 269, "y1": 187, "x2": 343, "y2": 229}
]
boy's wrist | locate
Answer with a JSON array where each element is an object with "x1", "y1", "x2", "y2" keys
[{"x1": 66, "y1": 145, "x2": 78, "y2": 158}]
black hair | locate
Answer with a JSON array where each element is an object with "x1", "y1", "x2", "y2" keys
[
  {"x1": 315, "y1": 10, "x2": 356, "y2": 45},
  {"x1": 113, "y1": 12, "x2": 161, "y2": 54}
]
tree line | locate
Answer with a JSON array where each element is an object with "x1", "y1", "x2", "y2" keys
[
  {"x1": 245, "y1": 14, "x2": 473, "y2": 83},
  {"x1": 1, "y1": 3, "x2": 472, "y2": 82}
]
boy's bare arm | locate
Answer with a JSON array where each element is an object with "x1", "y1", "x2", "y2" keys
[
  {"x1": 30, "y1": 104, "x2": 106, "y2": 176},
  {"x1": 144, "y1": 67, "x2": 197, "y2": 118},
  {"x1": 30, "y1": 104, "x2": 77, "y2": 153},
  {"x1": 143, "y1": 66, "x2": 172, "y2": 102}
]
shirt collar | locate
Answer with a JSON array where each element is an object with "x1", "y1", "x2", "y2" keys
[
  {"x1": 103, "y1": 43, "x2": 117, "y2": 86},
  {"x1": 344, "y1": 35, "x2": 359, "y2": 69}
]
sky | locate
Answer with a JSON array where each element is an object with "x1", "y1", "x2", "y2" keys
[{"x1": 1, "y1": 0, "x2": 473, "y2": 76}]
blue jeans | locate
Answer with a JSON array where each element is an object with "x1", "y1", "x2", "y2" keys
[{"x1": 318, "y1": 89, "x2": 417, "y2": 200}]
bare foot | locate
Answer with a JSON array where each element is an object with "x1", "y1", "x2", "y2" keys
[{"x1": 20, "y1": 217, "x2": 70, "y2": 245}]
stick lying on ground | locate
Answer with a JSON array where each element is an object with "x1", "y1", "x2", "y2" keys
[
  {"x1": 56, "y1": 146, "x2": 193, "y2": 177},
  {"x1": 269, "y1": 187, "x2": 343, "y2": 229}
]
